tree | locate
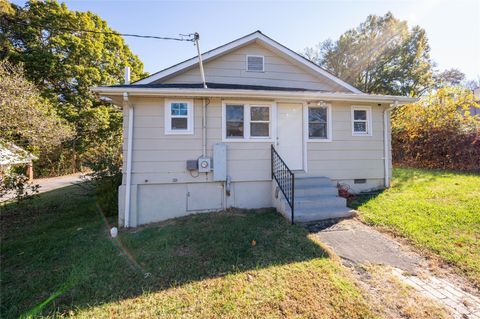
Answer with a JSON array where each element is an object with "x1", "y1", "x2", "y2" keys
[
  {"x1": 0, "y1": 60, "x2": 73, "y2": 153},
  {"x1": 464, "y1": 77, "x2": 480, "y2": 90},
  {"x1": 301, "y1": 12, "x2": 433, "y2": 96},
  {"x1": 392, "y1": 86, "x2": 479, "y2": 171},
  {"x1": 1, "y1": 0, "x2": 147, "y2": 174},
  {"x1": 434, "y1": 68, "x2": 466, "y2": 88}
]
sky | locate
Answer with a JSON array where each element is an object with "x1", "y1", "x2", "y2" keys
[{"x1": 11, "y1": 0, "x2": 480, "y2": 80}]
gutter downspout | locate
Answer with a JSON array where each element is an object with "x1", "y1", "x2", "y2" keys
[
  {"x1": 124, "y1": 67, "x2": 133, "y2": 227},
  {"x1": 383, "y1": 100, "x2": 398, "y2": 188},
  {"x1": 202, "y1": 98, "x2": 207, "y2": 156}
]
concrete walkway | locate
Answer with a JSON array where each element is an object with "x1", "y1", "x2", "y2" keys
[{"x1": 310, "y1": 219, "x2": 480, "y2": 319}]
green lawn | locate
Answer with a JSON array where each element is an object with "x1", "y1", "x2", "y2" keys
[
  {"x1": 350, "y1": 168, "x2": 480, "y2": 286},
  {"x1": 1, "y1": 186, "x2": 374, "y2": 318}
]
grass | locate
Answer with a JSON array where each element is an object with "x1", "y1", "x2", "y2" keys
[
  {"x1": 1, "y1": 186, "x2": 375, "y2": 318},
  {"x1": 350, "y1": 167, "x2": 480, "y2": 286}
]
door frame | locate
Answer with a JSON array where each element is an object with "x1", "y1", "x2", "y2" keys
[{"x1": 302, "y1": 102, "x2": 308, "y2": 172}]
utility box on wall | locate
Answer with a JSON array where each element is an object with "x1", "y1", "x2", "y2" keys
[
  {"x1": 197, "y1": 156, "x2": 211, "y2": 173},
  {"x1": 213, "y1": 143, "x2": 227, "y2": 181}
]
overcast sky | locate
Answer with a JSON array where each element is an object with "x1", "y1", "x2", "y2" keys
[{"x1": 11, "y1": 0, "x2": 480, "y2": 80}]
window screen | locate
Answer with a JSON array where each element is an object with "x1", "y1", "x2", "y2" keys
[{"x1": 246, "y1": 55, "x2": 264, "y2": 72}]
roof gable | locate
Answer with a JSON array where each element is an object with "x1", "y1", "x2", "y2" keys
[
  {"x1": 161, "y1": 42, "x2": 343, "y2": 92},
  {"x1": 0, "y1": 141, "x2": 37, "y2": 165},
  {"x1": 135, "y1": 31, "x2": 362, "y2": 93}
]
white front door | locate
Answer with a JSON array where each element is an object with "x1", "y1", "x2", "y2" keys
[{"x1": 276, "y1": 103, "x2": 304, "y2": 170}]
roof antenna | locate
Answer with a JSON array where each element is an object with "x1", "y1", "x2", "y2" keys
[{"x1": 194, "y1": 32, "x2": 207, "y2": 89}]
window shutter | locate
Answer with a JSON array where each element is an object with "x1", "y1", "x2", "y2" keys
[{"x1": 246, "y1": 56, "x2": 264, "y2": 72}]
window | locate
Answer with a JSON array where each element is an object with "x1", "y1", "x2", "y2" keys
[
  {"x1": 351, "y1": 106, "x2": 372, "y2": 136},
  {"x1": 226, "y1": 105, "x2": 244, "y2": 138},
  {"x1": 246, "y1": 55, "x2": 264, "y2": 72},
  {"x1": 165, "y1": 99, "x2": 194, "y2": 135},
  {"x1": 307, "y1": 104, "x2": 331, "y2": 141},
  {"x1": 223, "y1": 102, "x2": 273, "y2": 141},
  {"x1": 250, "y1": 106, "x2": 270, "y2": 137}
]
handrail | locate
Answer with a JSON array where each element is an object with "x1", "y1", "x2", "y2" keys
[{"x1": 271, "y1": 144, "x2": 295, "y2": 224}]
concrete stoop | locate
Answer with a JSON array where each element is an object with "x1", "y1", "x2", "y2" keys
[{"x1": 275, "y1": 176, "x2": 354, "y2": 223}]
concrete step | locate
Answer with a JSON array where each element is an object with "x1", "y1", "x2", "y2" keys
[
  {"x1": 280, "y1": 205, "x2": 353, "y2": 223},
  {"x1": 293, "y1": 196, "x2": 346, "y2": 208},
  {"x1": 295, "y1": 177, "x2": 335, "y2": 187},
  {"x1": 295, "y1": 206, "x2": 353, "y2": 222},
  {"x1": 295, "y1": 204, "x2": 352, "y2": 220},
  {"x1": 294, "y1": 183, "x2": 339, "y2": 196},
  {"x1": 280, "y1": 196, "x2": 348, "y2": 215},
  {"x1": 275, "y1": 176, "x2": 352, "y2": 224},
  {"x1": 281, "y1": 196, "x2": 348, "y2": 214}
]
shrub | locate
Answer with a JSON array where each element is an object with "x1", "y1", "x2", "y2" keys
[
  {"x1": 392, "y1": 87, "x2": 480, "y2": 171},
  {"x1": 92, "y1": 171, "x2": 122, "y2": 217},
  {"x1": 82, "y1": 143, "x2": 122, "y2": 217},
  {"x1": 0, "y1": 172, "x2": 39, "y2": 203}
]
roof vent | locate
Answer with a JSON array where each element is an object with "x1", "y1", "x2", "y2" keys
[{"x1": 246, "y1": 55, "x2": 264, "y2": 72}]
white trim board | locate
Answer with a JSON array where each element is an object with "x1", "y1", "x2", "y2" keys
[
  {"x1": 134, "y1": 31, "x2": 362, "y2": 93},
  {"x1": 93, "y1": 86, "x2": 417, "y2": 104}
]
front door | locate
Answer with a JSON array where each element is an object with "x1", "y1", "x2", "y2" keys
[{"x1": 276, "y1": 103, "x2": 303, "y2": 170}]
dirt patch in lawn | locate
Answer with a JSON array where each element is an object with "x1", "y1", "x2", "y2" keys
[{"x1": 355, "y1": 264, "x2": 450, "y2": 319}]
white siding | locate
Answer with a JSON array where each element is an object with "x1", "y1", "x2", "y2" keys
[
  {"x1": 120, "y1": 96, "x2": 388, "y2": 226},
  {"x1": 123, "y1": 98, "x2": 387, "y2": 185},
  {"x1": 307, "y1": 102, "x2": 386, "y2": 181},
  {"x1": 123, "y1": 97, "x2": 273, "y2": 185},
  {"x1": 159, "y1": 42, "x2": 349, "y2": 92},
  {"x1": 122, "y1": 97, "x2": 387, "y2": 186}
]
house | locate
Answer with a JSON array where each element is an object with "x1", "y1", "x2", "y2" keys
[
  {"x1": 93, "y1": 31, "x2": 415, "y2": 227},
  {"x1": 0, "y1": 140, "x2": 37, "y2": 182}
]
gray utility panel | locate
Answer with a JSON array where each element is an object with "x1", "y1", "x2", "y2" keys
[{"x1": 213, "y1": 143, "x2": 227, "y2": 181}]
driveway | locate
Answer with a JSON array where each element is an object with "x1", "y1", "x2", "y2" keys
[
  {"x1": 1, "y1": 173, "x2": 85, "y2": 202},
  {"x1": 33, "y1": 173, "x2": 85, "y2": 194},
  {"x1": 310, "y1": 218, "x2": 480, "y2": 319}
]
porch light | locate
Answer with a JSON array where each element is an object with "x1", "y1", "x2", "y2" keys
[{"x1": 308, "y1": 100, "x2": 327, "y2": 107}]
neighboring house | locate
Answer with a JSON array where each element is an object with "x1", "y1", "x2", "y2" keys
[
  {"x1": 94, "y1": 31, "x2": 415, "y2": 227},
  {"x1": 0, "y1": 141, "x2": 37, "y2": 181}
]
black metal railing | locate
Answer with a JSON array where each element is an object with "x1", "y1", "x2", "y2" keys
[{"x1": 271, "y1": 144, "x2": 295, "y2": 224}]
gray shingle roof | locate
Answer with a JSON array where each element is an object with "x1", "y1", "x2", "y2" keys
[{"x1": 107, "y1": 82, "x2": 326, "y2": 92}]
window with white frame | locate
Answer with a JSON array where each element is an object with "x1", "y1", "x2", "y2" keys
[
  {"x1": 223, "y1": 103, "x2": 272, "y2": 140},
  {"x1": 351, "y1": 106, "x2": 372, "y2": 136},
  {"x1": 249, "y1": 106, "x2": 270, "y2": 137},
  {"x1": 308, "y1": 104, "x2": 331, "y2": 141},
  {"x1": 164, "y1": 100, "x2": 194, "y2": 135}
]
